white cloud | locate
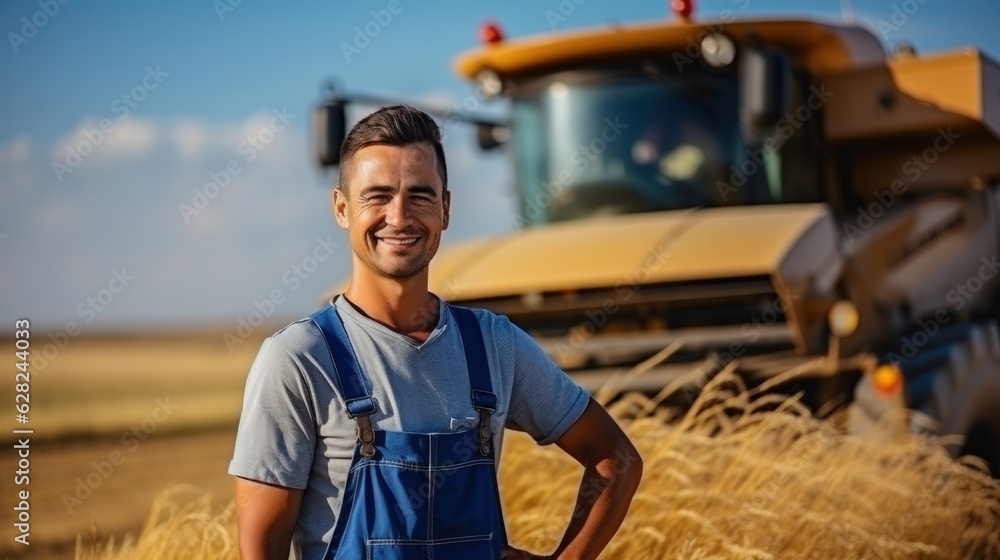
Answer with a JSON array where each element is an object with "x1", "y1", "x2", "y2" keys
[
  {"x1": 169, "y1": 119, "x2": 210, "y2": 161},
  {"x1": 107, "y1": 118, "x2": 158, "y2": 159},
  {"x1": 50, "y1": 117, "x2": 158, "y2": 165}
]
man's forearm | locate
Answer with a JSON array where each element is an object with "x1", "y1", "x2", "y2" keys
[{"x1": 549, "y1": 443, "x2": 643, "y2": 559}]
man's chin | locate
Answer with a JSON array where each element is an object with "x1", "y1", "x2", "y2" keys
[{"x1": 371, "y1": 258, "x2": 429, "y2": 281}]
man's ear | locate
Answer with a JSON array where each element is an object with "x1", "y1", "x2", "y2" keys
[
  {"x1": 332, "y1": 186, "x2": 350, "y2": 230},
  {"x1": 442, "y1": 190, "x2": 451, "y2": 231}
]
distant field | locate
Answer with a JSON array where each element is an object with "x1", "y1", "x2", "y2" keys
[
  {"x1": 0, "y1": 330, "x2": 274, "y2": 442},
  {"x1": 1, "y1": 330, "x2": 278, "y2": 559}
]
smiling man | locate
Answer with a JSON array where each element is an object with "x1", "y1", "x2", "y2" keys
[{"x1": 229, "y1": 105, "x2": 642, "y2": 560}]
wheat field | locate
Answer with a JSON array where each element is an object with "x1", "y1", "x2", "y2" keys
[{"x1": 76, "y1": 371, "x2": 1000, "y2": 560}]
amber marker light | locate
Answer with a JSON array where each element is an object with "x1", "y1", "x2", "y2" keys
[{"x1": 873, "y1": 363, "x2": 903, "y2": 396}]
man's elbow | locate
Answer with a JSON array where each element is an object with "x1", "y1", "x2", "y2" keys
[{"x1": 596, "y1": 438, "x2": 643, "y2": 494}]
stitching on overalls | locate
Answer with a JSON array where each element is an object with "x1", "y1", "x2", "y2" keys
[
  {"x1": 431, "y1": 459, "x2": 495, "y2": 472},
  {"x1": 348, "y1": 457, "x2": 495, "y2": 475},
  {"x1": 428, "y1": 433, "x2": 436, "y2": 553},
  {"x1": 365, "y1": 533, "x2": 493, "y2": 545}
]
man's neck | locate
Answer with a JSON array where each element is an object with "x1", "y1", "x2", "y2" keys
[{"x1": 342, "y1": 268, "x2": 440, "y2": 341}]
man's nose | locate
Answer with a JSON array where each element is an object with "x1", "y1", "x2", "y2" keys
[{"x1": 384, "y1": 196, "x2": 412, "y2": 227}]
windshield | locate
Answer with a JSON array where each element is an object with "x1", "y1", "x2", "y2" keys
[{"x1": 511, "y1": 67, "x2": 823, "y2": 225}]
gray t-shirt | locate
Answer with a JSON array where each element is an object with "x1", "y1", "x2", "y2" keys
[{"x1": 228, "y1": 295, "x2": 590, "y2": 560}]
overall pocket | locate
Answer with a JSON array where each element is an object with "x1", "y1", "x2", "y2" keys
[{"x1": 366, "y1": 533, "x2": 494, "y2": 560}]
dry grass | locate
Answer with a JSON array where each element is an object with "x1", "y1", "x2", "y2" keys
[
  {"x1": 75, "y1": 485, "x2": 237, "y2": 560},
  {"x1": 77, "y1": 372, "x2": 1000, "y2": 559}
]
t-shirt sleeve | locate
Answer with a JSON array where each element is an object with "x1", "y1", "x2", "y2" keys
[
  {"x1": 504, "y1": 318, "x2": 590, "y2": 445},
  {"x1": 228, "y1": 336, "x2": 317, "y2": 489}
]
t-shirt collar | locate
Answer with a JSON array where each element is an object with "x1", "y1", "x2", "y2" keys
[{"x1": 331, "y1": 293, "x2": 450, "y2": 350}]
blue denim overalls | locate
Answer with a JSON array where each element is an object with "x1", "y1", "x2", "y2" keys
[{"x1": 310, "y1": 303, "x2": 507, "y2": 559}]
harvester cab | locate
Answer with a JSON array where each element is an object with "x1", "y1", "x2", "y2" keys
[{"x1": 313, "y1": 4, "x2": 1000, "y2": 469}]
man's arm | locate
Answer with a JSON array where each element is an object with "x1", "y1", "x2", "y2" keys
[
  {"x1": 504, "y1": 398, "x2": 643, "y2": 560},
  {"x1": 235, "y1": 477, "x2": 304, "y2": 560}
]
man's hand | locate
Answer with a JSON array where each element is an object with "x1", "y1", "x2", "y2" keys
[
  {"x1": 545, "y1": 397, "x2": 644, "y2": 560},
  {"x1": 234, "y1": 476, "x2": 304, "y2": 560}
]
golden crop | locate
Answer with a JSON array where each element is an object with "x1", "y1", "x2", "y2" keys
[{"x1": 78, "y1": 372, "x2": 1000, "y2": 560}]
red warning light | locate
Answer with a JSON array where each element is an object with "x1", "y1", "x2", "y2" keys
[
  {"x1": 478, "y1": 21, "x2": 504, "y2": 45},
  {"x1": 671, "y1": 0, "x2": 695, "y2": 20}
]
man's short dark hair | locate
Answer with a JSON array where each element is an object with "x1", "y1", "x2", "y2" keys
[{"x1": 338, "y1": 105, "x2": 448, "y2": 192}]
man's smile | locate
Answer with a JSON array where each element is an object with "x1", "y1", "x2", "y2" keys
[
  {"x1": 378, "y1": 236, "x2": 419, "y2": 246},
  {"x1": 373, "y1": 231, "x2": 424, "y2": 249}
]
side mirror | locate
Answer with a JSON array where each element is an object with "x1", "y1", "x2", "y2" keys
[
  {"x1": 476, "y1": 122, "x2": 509, "y2": 151},
  {"x1": 314, "y1": 99, "x2": 347, "y2": 167},
  {"x1": 739, "y1": 43, "x2": 790, "y2": 148}
]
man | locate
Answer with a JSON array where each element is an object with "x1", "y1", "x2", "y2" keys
[{"x1": 229, "y1": 105, "x2": 643, "y2": 560}]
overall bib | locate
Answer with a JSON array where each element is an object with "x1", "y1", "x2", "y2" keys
[{"x1": 310, "y1": 303, "x2": 507, "y2": 560}]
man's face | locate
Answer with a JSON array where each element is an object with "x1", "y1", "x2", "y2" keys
[{"x1": 333, "y1": 142, "x2": 450, "y2": 280}]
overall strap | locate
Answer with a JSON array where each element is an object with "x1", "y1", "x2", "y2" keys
[
  {"x1": 309, "y1": 303, "x2": 377, "y2": 458},
  {"x1": 449, "y1": 305, "x2": 497, "y2": 457}
]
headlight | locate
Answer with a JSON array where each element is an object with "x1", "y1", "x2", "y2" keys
[
  {"x1": 700, "y1": 33, "x2": 736, "y2": 68},
  {"x1": 828, "y1": 300, "x2": 860, "y2": 338},
  {"x1": 475, "y1": 69, "x2": 503, "y2": 99}
]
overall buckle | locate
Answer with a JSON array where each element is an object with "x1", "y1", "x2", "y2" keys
[
  {"x1": 476, "y1": 407, "x2": 493, "y2": 457},
  {"x1": 355, "y1": 414, "x2": 376, "y2": 458},
  {"x1": 472, "y1": 390, "x2": 497, "y2": 457}
]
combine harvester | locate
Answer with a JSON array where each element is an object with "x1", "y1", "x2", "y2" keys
[{"x1": 313, "y1": 2, "x2": 1000, "y2": 470}]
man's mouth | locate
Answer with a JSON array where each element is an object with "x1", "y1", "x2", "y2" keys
[{"x1": 379, "y1": 237, "x2": 419, "y2": 246}]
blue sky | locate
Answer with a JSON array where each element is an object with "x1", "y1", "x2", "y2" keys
[{"x1": 2, "y1": 0, "x2": 998, "y2": 333}]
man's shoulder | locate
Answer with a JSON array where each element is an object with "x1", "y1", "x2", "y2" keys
[
  {"x1": 444, "y1": 302, "x2": 530, "y2": 347},
  {"x1": 263, "y1": 311, "x2": 328, "y2": 359},
  {"x1": 445, "y1": 302, "x2": 512, "y2": 330}
]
